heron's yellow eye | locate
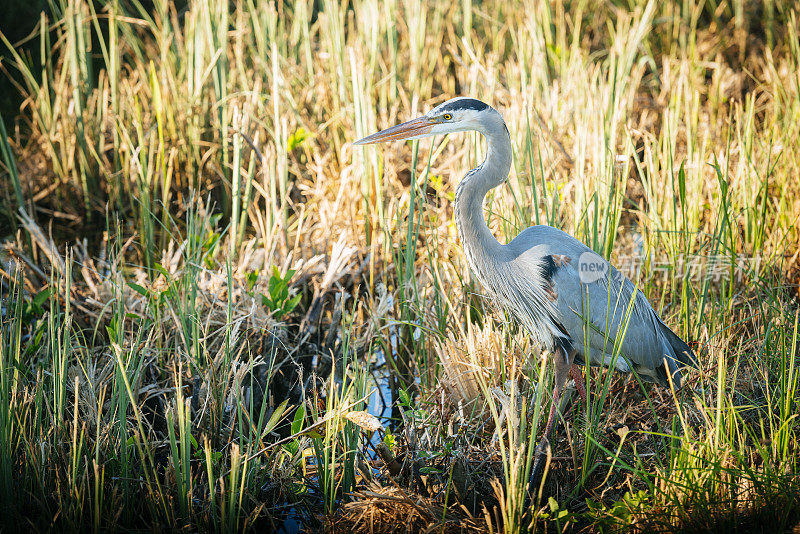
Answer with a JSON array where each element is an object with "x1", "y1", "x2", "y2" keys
[{"x1": 443, "y1": 113, "x2": 452, "y2": 120}]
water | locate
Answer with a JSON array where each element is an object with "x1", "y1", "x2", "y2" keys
[
  {"x1": 367, "y1": 347, "x2": 395, "y2": 446},
  {"x1": 275, "y1": 506, "x2": 301, "y2": 534},
  {"x1": 272, "y1": 345, "x2": 395, "y2": 533}
]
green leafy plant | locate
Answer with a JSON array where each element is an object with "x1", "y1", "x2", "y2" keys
[
  {"x1": 383, "y1": 430, "x2": 396, "y2": 453},
  {"x1": 261, "y1": 266, "x2": 301, "y2": 319},
  {"x1": 11, "y1": 287, "x2": 50, "y2": 325},
  {"x1": 245, "y1": 270, "x2": 259, "y2": 292},
  {"x1": 542, "y1": 497, "x2": 576, "y2": 533},
  {"x1": 286, "y1": 127, "x2": 308, "y2": 152},
  {"x1": 585, "y1": 490, "x2": 649, "y2": 529}
]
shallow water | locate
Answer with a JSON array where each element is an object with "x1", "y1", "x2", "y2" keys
[
  {"x1": 367, "y1": 347, "x2": 395, "y2": 447},
  {"x1": 276, "y1": 506, "x2": 301, "y2": 534}
]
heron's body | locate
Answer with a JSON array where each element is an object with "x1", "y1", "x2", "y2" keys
[
  {"x1": 445, "y1": 97, "x2": 694, "y2": 388},
  {"x1": 355, "y1": 96, "x2": 697, "y2": 490},
  {"x1": 475, "y1": 224, "x2": 692, "y2": 384}
]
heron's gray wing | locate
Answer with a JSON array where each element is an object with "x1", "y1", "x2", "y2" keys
[
  {"x1": 504, "y1": 225, "x2": 695, "y2": 386},
  {"x1": 549, "y1": 256, "x2": 693, "y2": 386}
]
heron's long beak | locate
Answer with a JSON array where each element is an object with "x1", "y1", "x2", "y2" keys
[{"x1": 353, "y1": 116, "x2": 435, "y2": 145}]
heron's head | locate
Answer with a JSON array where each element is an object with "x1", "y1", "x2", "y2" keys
[{"x1": 353, "y1": 97, "x2": 506, "y2": 145}]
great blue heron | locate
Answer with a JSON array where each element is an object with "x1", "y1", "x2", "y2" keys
[{"x1": 354, "y1": 97, "x2": 697, "y2": 492}]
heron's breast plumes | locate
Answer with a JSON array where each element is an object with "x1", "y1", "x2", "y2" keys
[{"x1": 459, "y1": 238, "x2": 564, "y2": 350}]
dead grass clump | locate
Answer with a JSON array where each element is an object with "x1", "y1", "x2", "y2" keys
[
  {"x1": 325, "y1": 482, "x2": 489, "y2": 534},
  {"x1": 435, "y1": 323, "x2": 507, "y2": 408}
]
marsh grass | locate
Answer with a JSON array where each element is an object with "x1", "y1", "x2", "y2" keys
[{"x1": 1, "y1": 0, "x2": 799, "y2": 531}]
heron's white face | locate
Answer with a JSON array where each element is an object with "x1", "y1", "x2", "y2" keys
[{"x1": 353, "y1": 97, "x2": 498, "y2": 145}]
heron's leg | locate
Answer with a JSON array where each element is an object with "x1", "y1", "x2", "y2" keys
[
  {"x1": 570, "y1": 364, "x2": 587, "y2": 404},
  {"x1": 541, "y1": 370, "x2": 564, "y2": 438},
  {"x1": 528, "y1": 347, "x2": 571, "y2": 500}
]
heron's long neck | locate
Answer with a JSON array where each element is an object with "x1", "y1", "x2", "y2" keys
[{"x1": 454, "y1": 128, "x2": 512, "y2": 265}]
